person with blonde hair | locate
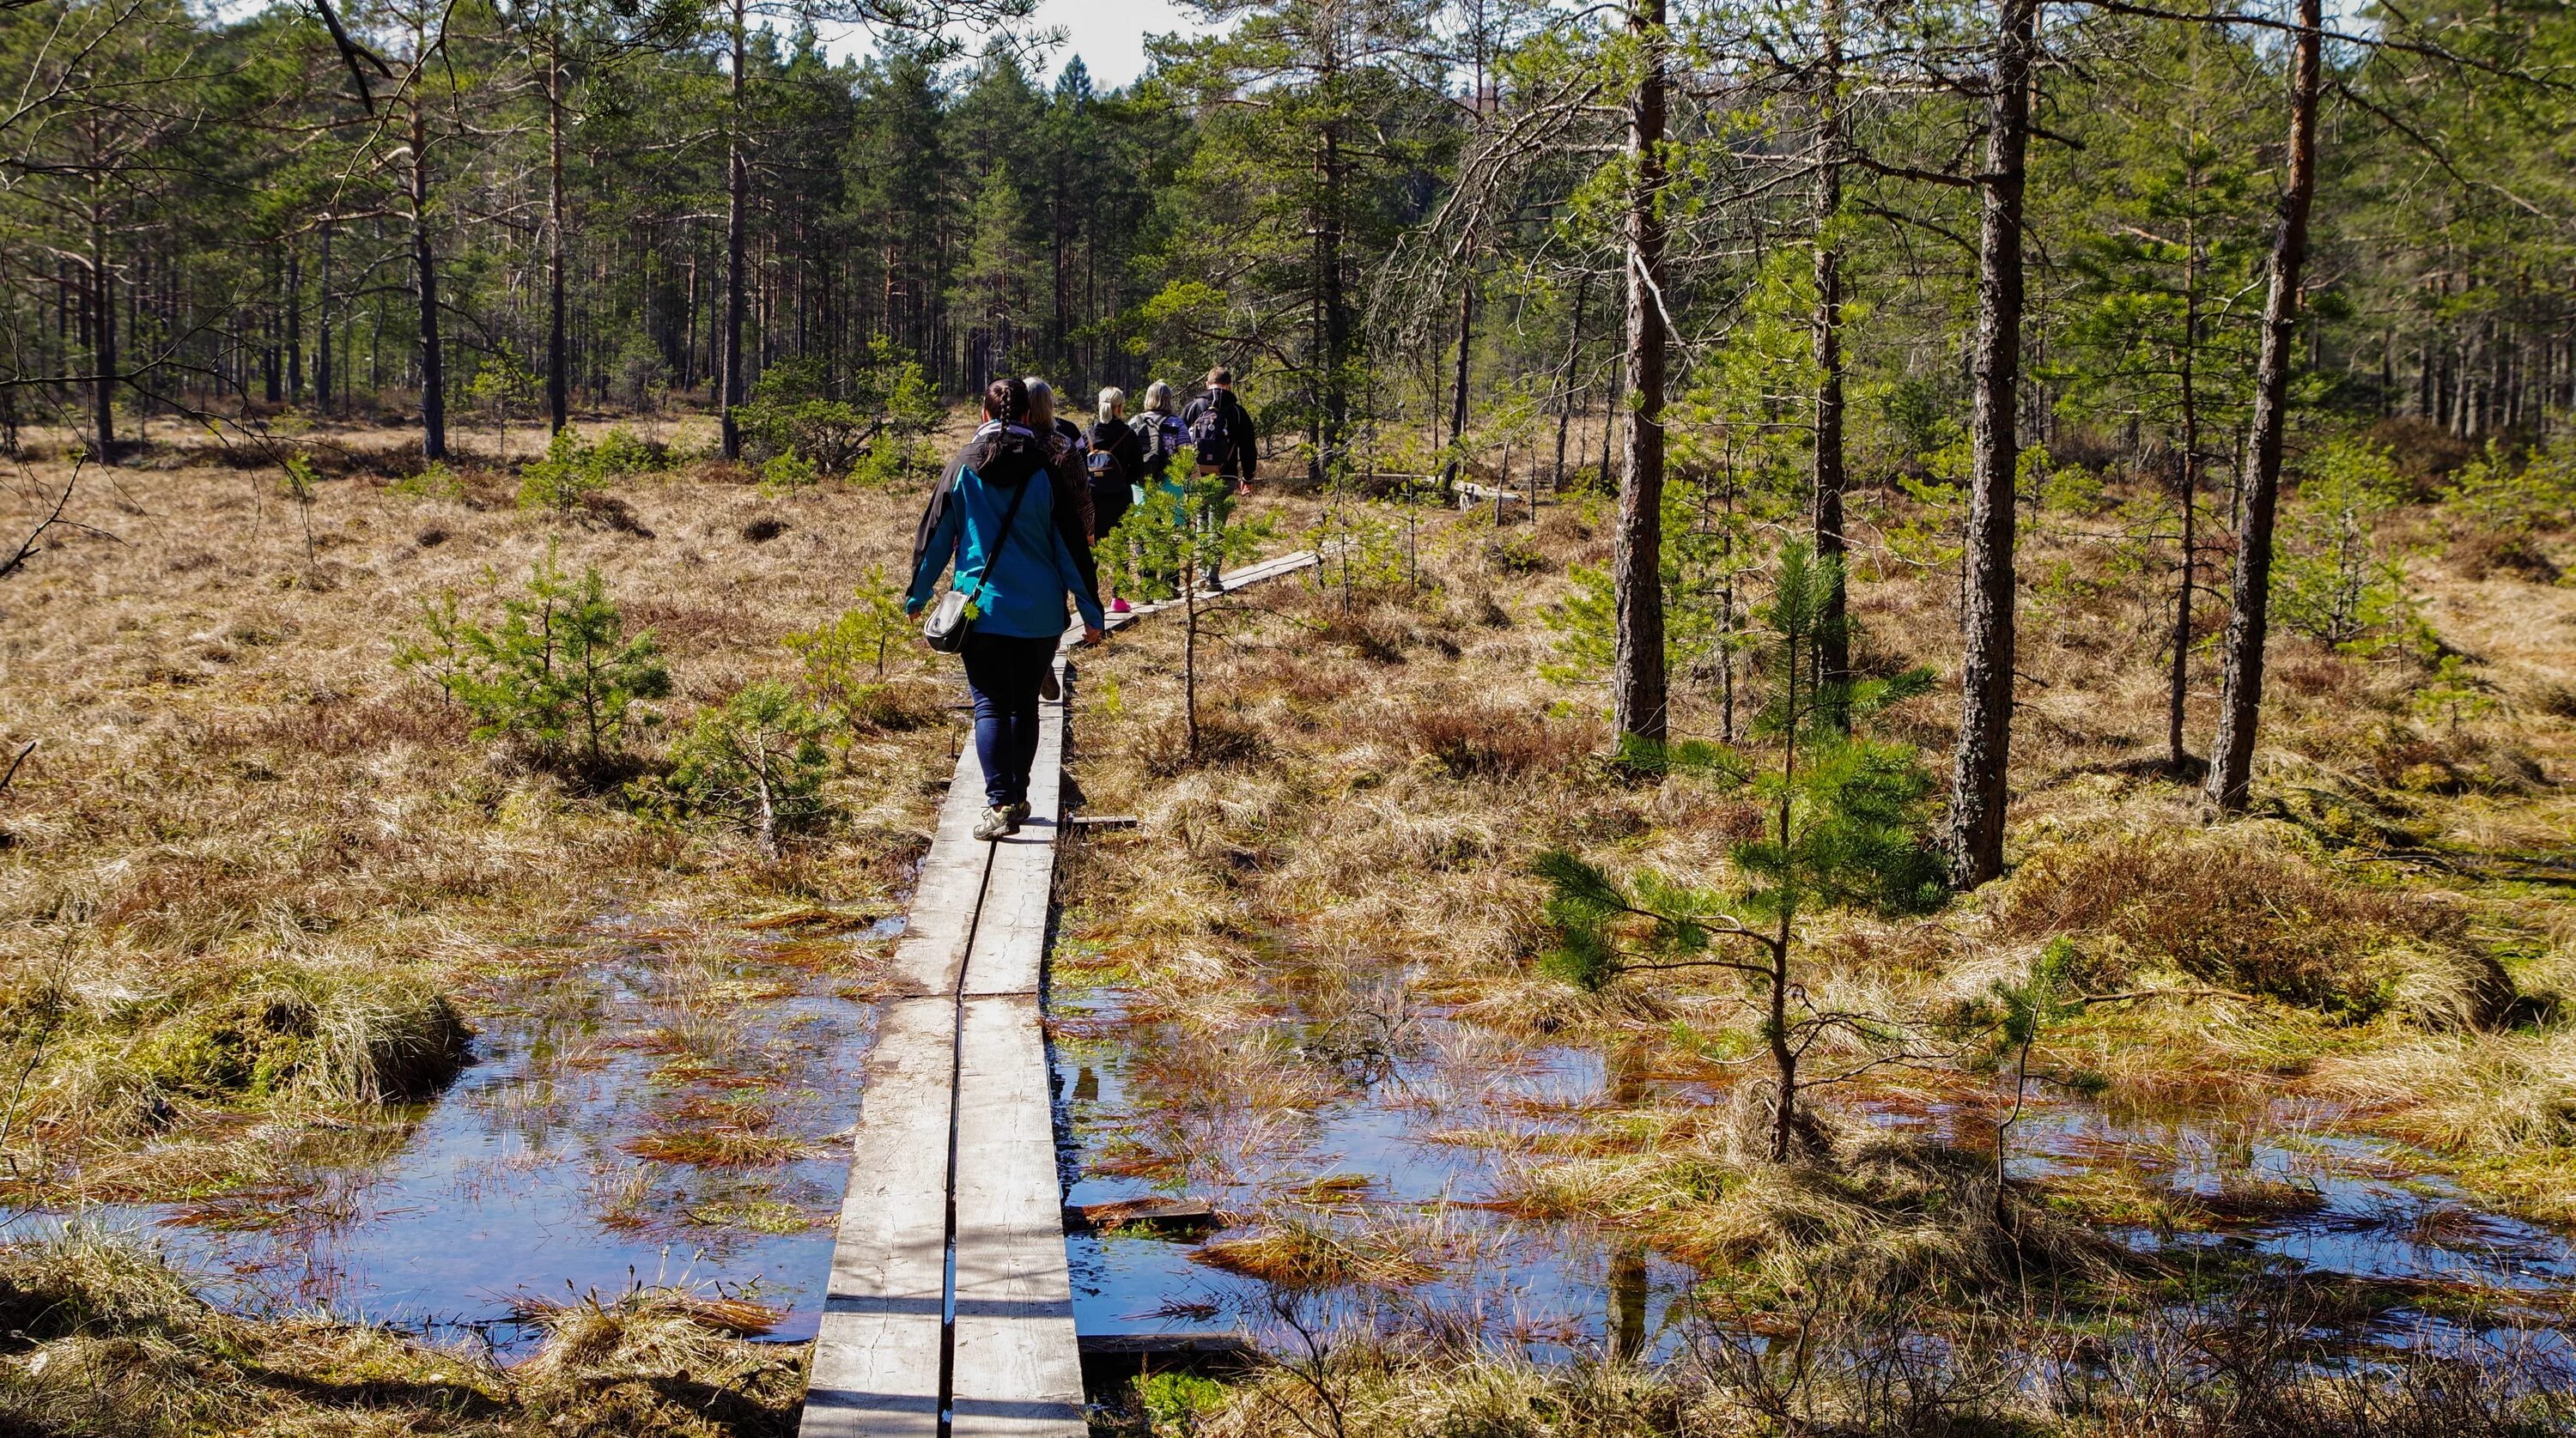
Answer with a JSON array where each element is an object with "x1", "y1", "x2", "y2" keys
[{"x1": 1087, "y1": 387, "x2": 1149, "y2": 614}]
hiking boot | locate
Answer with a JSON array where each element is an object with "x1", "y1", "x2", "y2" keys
[
  {"x1": 1040, "y1": 667, "x2": 1061, "y2": 702},
  {"x1": 974, "y1": 805, "x2": 1019, "y2": 841},
  {"x1": 1202, "y1": 567, "x2": 1224, "y2": 592}
]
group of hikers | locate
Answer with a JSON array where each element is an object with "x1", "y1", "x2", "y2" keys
[{"x1": 907, "y1": 367, "x2": 1261, "y2": 842}]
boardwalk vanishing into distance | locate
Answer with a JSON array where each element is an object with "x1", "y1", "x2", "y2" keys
[{"x1": 800, "y1": 551, "x2": 1319, "y2": 1437}]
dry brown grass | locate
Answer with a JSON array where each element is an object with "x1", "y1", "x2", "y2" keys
[{"x1": 0, "y1": 419, "x2": 953, "y2": 1198}]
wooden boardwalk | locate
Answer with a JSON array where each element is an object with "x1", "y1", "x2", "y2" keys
[{"x1": 801, "y1": 550, "x2": 1317, "y2": 1435}]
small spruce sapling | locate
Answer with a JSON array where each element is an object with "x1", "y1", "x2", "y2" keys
[
  {"x1": 1101, "y1": 476, "x2": 1270, "y2": 757},
  {"x1": 1535, "y1": 539, "x2": 1941, "y2": 1162}
]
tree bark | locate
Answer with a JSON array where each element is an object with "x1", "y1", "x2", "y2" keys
[
  {"x1": 546, "y1": 17, "x2": 568, "y2": 433},
  {"x1": 317, "y1": 220, "x2": 335, "y2": 415},
  {"x1": 718, "y1": 0, "x2": 748, "y2": 459},
  {"x1": 1612, "y1": 0, "x2": 1670, "y2": 748},
  {"x1": 1811, "y1": 0, "x2": 1849, "y2": 728},
  {"x1": 1944, "y1": 0, "x2": 2036, "y2": 889},
  {"x1": 410, "y1": 80, "x2": 446, "y2": 461},
  {"x1": 1446, "y1": 279, "x2": 1472, "y2": 493},
  {"x1": 2169, "y1": 230, "x2": 2202, "y2": 773},
  {"x1": 2206, "y1": 0, "x2": 2322, "y2": 812},
  {"x1": 88, "y1": 185, "x2": 114, "y2": 456}
]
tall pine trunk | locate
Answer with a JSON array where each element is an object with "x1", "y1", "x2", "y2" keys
[
  {"x1": 718, "y1": 0, "x2": 747, "y2": 460},
  {"x1": 1612, "y1": 0, "x2": 1669, "y2": 748},
  {"x1": 546, "y1": 21, "x2": 568, "y2": 433},
  {"x1": 317, "y1": 220, "x2": 334, "y2": 415},
  {"x1": 410, "y1": 81, "x2": 446, "y2": 461},
  {"x1": 1811, "y1": 0, "x2": 1849, "y2": 728},
  {"x1": 1944, "y1": 0, "x2": 2036, "y2": 889},
  {"x1": 2169, "y1": 231, "x2": 2202, "y2": 772},
  {"x1": 2206, "y1": 0, "x2": 2322, "y2": 811},
  {"x1": 88, "y1": 185, "x2": 114, "y2": 456}
]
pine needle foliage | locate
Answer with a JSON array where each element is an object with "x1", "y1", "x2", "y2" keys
[
  {"x1": 396, "y1": 544, "x2": 670, "y2": 771},
  {"x1": 1536, "y1": 539, "x2": 1943, "y2": 1162}
]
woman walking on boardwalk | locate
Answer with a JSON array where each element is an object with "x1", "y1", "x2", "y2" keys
[{"x1": 908, "y1": 378, "x2": 1105, "y2": 841}]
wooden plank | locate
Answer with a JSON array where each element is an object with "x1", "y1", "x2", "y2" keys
[
  {"x1": 949, "y1": 994, "x2": 1086, "y2": 1437},
  {"x1": 961, "y1": 696, "x2": 1063, "y2": 999},
  {"x1": 884, "y1": 746, "x2": 993, "y2": 997},
  {"x1": 799, "y1": 995, "x2": 957, "y2": 1438}
]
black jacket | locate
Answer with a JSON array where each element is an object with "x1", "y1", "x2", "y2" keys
[
  {"x1": 1180, "y1": 388, "x2": 1259, "y2": 480},
  {"x1": 1086, "y1": 419, "x2": 1145, "y2": 534}
]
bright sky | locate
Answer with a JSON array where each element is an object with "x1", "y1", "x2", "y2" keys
[
  {"x1": 817, "y1": 0, "x2": 1205, "y2": 90},
  {"x1": 1029, "y1": 0, "x2": 1202, "y2": 89}
]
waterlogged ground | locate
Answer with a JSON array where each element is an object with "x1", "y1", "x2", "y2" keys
[
  {"x1": 1052, "y1": 950, "x2": 1706, "y2": 1362},
  {"x1": 39, "y1": 908, "x2": 902, "y2": 1356},
  {"x1": 1051, "y1": 940, "x2": 2576, "y2": 1367}
]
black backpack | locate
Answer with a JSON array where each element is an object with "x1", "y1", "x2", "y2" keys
[{"x1": 1189, "y1": 394, "x2": 1234, "y2": 466}]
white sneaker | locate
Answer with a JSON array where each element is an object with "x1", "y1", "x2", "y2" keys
[{"x1": 974, "y1": 805, "x2": 1018, "y2": 841}]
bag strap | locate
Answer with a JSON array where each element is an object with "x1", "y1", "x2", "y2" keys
[{"x1": 958, "y1": 469, "x2": 1036, "y2": 611}]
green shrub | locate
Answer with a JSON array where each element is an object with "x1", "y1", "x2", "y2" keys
[
  {"x1": 517, "y1": 428, "x2": 607, "y2": 513},
  {"x1": 758, "y1": 448, "x2": 821, "y2": 493},
  {"x1": 2272, "y1": 438, "x2": 2419, "y2": 655},
  {"x1": 592, "y1": 426, "x2": 665, "y2": 476},
  {"x1": 395, "y1": 545, "x2": 668, "y2": 768},
  {"x1": 786, "y1": 567, "x2": 925, "y2": 737},
  {"x1": 651, "y1": 682, "x2": 832, "y2": 853},
  {"x1": 732, "y1": 343, "x2": 945, "y2": 476},
  {"x1": 389, "y1": 459, "x2": 465, "y2": 498}
]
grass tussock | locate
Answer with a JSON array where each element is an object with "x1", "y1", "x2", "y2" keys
[
  {"x1": 1991, "y1": 827, "x2": 2512, "y2": 1025},
  {"x1": 0, "y1": 1227, "x2": 803, "y2": 1436}
]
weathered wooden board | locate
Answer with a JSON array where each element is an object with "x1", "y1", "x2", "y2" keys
[
  {"x1": 799, "y1": 995, "x2": 958, "y2": 1438},
  {"x1": 959, "y1": 697, "x2": 1063, "y2": 1000},
  {"x1": 806, "y1": 553, "x2": 1327, "y2": 1431},
  {"x1": 884, "y1": 744, "x2": 993, "y2": 997},
  {"x1": 947, "y1": 994, "x2": 1085, "y2": 1437}
]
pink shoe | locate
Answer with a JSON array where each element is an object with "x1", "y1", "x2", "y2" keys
[{"x1": 1110, "y1": 598, "x2": 1131, "y2": 614}]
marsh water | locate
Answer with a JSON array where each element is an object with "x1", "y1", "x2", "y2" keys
[
  {"x1": 42, "y1": 911, "x2": 897, "y2": 1355},
  {"x1": 40, "y1": 904, "x2": 2572, "y2": 1370}
]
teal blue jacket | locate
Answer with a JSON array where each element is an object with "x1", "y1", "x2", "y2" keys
[{"x1": 908, "y1": 424, "x2": 1106, "y2": 640}]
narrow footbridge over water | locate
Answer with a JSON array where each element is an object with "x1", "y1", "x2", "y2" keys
[{"x1": 800, "y1": 549, "x2": 1320, "y2": 1436}]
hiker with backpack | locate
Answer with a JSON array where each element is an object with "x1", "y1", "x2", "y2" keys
[
  {"x1": 1178, "y1": 367, "x2": 1258, "y2": 589},
  {"x1": 1181, "y1": 367, "x2": 1258, "y2": 496},
  {"x1": 1089, "y1": 387, "x2": 1146, "y2": 616},
  {"x1": 907, "y1": 378, "x2": 1105, "y2": 842},
  {"x1": 1130, "y1": 381, "x2": 1189, "y2": 495}
]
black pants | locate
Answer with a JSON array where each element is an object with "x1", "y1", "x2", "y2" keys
[{"x1": 961, "y1": 632, "x2": 1056, "y2": 808}]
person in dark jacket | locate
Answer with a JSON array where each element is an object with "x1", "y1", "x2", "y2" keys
[
  {"x1": 1024, "y1": 378, "x2": 1099, "y2": 602},
  {"x1": 907, "y1": 378, "x2": 1105, "y2": 841},
  {"x1": 1180, "y1": 367, "x2": 1258, "y2": 495},
  {"x1": 1088, "y1": 386, "x2": 1146, "y2": 615},
  {"x1": 1130, "y1": 381, "x2": 1188, "y2": 493}
]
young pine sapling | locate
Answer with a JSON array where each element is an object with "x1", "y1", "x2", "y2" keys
[
  {"x1": 1537, "y1": 539, "x2": 1943, "y2": 1162},
  {"x1": 396, "y1": 544, "x2": 669, "y2": 770},
  {"x1": 1100, "y1": 476, "x2": 1270, "y2": 758}
]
